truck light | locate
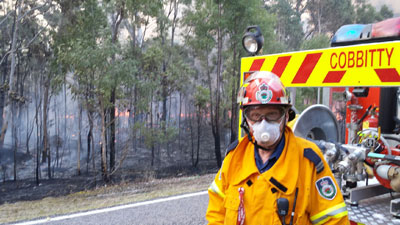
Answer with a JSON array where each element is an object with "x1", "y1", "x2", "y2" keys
[
  {"x1": 242, "y1": 25, "x2": 264, "y2": 55},
  {"x1": 372, "y1": 17, "x2": 400, "y2": 38},
  {"x1": 331, "y1": 24, "x2": 366, "y2": 43},
  {"x1": 331, "y1": 24, "x2": 369, "y2": 46},
  {"x1": 331, "y1": 17, "x2": 400, "y2": 47}
]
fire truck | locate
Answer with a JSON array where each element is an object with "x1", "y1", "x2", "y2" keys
[{"x1": 239, "y1": 17, "x2": 400, "y2": 225}]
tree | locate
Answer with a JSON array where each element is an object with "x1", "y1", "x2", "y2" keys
[
  {"x1": 55, "y1": 0, "x2": 138, "y2": 182},
  {"x1": 379, "y1": 5, "x2": 393, "y2": 20},
  {"x1": 355, "y1": 1, "x2": 393, "y2": 24},
  {"x1": 182, "y1": 0, "x2": 222, "y2": 167},
  {"x1": 192, "y1": 85, "x2": 208, "y2": 167},
  {"x1": 305, "y1": 0, "x2": 354, "y2": 36},
  {"x1": 183, "y1": 0, "x2": 278, "y2": 167},
  {"x1": 267, "y1": 0, "x2": 304, "y2": 51},
  {"x1": 0, "y1": 0, "x2": 54, "y2": 181}
]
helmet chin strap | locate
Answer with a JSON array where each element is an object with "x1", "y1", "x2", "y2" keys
[{"x1": 240, "y1": 115, "x2": 287, "y2": 152}]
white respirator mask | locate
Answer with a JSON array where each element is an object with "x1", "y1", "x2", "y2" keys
[{"x1": 248, "y1": 119, "x2": 282, "y2": 147}]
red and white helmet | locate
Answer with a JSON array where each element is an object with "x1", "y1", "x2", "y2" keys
[{"x1": 237, "y1": 71, "x2": 291, "y2": 108}]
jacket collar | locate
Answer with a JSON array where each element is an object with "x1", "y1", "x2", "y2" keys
[{"x1": 232, "y1": 127, "x2": 300, "y2": 195}]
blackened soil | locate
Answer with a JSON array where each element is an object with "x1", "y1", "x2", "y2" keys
[
  {"x1": 0, "y1": 175, "x2": 97, "y2": 204},
  {"x1": 0, "y1": 163, "x2": 218, "y2": 205}
]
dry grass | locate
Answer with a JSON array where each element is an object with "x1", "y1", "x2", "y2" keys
[{"x1": 0, "y1": 174, "x2": 215, "y2": 224}]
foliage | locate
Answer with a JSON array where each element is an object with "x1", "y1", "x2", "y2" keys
[
  {"x1": 194, "y1": 85, "x2": 209, "y2": 109},
  {"x1": 267, "y1": 0, "x2": 304, "y2": 51},
  {"x1": 142, "y1": 122, "x2": 178, "y2": 149},
  {"x1": 300, "y1": 34, "x2": 330, "y2": 50},
  {"x1": 354, "y1": 1, "x2": 393, "y2": 24},
  {"x1": 305, "y1": 0, "x2": 354, "y2": 35},
  {"x1": 0, "y1": 0, "x2": 396, "y2": 182}
]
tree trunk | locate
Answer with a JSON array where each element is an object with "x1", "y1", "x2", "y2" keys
[
  {"x1": 190, "y1": 105, "x2": 194, "y2": 166},
  {"x1": 171, "y1": 0, "x2": 178, "y2": 46},
  {"x1": 0, "y1": 53, "x2": 9, "y2": 149},
  {"x1": 178, "y1": 93, "x2": 182, "y2": 153},
  {"x1": 34, "y1": 81, "x2": 41, "y2": 185},
  {"x1": 133, "y1": 84, "x2": 138, "y2": 151},
  {"x1": 161, "y1": 75, "x2": 168, "y2": 124},
  {"x1": 43, "y1": 76, "x2": 50, "y2": 179},
  {"x1": 0, "y1": 0, "x2": 24, "y2": 148},
  {"x1": 100, "y1": 99, "x2": 109, "y2": 182},
  {"x1": 230, "y1": 41, "x2": 238, "y2": 143},
  {"x1": 54, "y1": 98, "x2": 59, "y2": 167},
  {"x1": 195, "y1": 107, "x2": 201, "y2": 168},
  {"x1": 87, "y1": 111, "x2": 93, "y2": 173},
  {"x1": 26, "y1": 102, "x2": 30, "y2": 154},
  {"x1": 63, "y1": 80, "x2": 67, "y2": 156},
  {"x1": 213, "y1": 1, "x2": 223, "y2": 167},
  {"x1": 108, "y1": 5, "x2": 124, "y2": 177},
  {"x1": 12, "y1": 100, "x2": 17, "y2": 181},
  {"x1": 150, "y1": 93, "x2": 155, "y2": 167},
  {"x1": 77, "y1": 103, "x2": 82, "y2": 175},
  {"x1": 109, "y1": 89, "x2": 116, "y2": 174}
]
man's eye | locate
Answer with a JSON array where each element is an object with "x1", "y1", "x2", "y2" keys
[{"x1": 268, "y1": 113, "x2": 279, "y2": 117}]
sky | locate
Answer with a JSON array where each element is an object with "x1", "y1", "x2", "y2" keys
[{"x1": 369, "y1": 0, "x2": 400, "y2": 16}]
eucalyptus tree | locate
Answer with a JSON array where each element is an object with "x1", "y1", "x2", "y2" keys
[
  {"x1": 223, "y1": 0, "x2": 277, "y2": 144},
  {"x1": 354, "y1": 0, "x2": 393, "y2": 24},
  {"x1": 55, "y1": 0, "x2": 137, "y2": 182},
  {"x1": 154, "y1": 0, "x2": 191, "y2": 128},
  {"x1": 191, "y1": 85, "x2": 208, "y2": 167},
  {"x1": 183, "y1": 0, "x2": 221, "y2": 166},
  {"x1": 304, "y1": 0, "x2": 354, "y2": 36},
  {"x1": 183, "y1": 0, "x2": 277, "y2": 167},
  {"x1": 267, "y1": 0, "x2": 304, "y2": 51},
  {"x1": 135, "y1": 0, "x2": 196, "y2": 165},
  {"x1": 0, "y1": 0, "x2": 54, "y2": 181}
]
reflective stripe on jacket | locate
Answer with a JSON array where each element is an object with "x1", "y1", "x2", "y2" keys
[{"x1": 206, "y1": 127, "x2": 350, "y2": 225}]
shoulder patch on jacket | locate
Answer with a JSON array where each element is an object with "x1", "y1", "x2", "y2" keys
[
  {"x1": 225, "y1": 140, "x2": 239, "y2": 156},
  {"x1": 304, "y1": 148, "x2": 324, "y2": 174}
]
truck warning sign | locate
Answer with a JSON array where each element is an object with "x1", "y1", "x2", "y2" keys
[
  {"x1": 330, "y1": 47, "x2": 394, "y2": 69},
  {"x1": 240, "y1": 41, "x2": 400, "y2": 87}
]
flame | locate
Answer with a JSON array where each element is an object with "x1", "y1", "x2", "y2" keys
[
  {"x1": 65, "y1": 115, "x2": 75, "y2": 119},
  {"x1": 115, "y1": 108, "x2": 130, "y2": 118}
]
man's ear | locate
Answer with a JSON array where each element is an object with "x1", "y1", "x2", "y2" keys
[{"x1": 288, "y1": 107, "x2": 296, "y2": 122}]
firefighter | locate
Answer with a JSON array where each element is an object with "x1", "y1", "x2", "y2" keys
[{"x1": 206, "y1": 71, "x2": 349, "y2": 225}]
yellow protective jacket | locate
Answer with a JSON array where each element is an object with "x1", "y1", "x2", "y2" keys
[{"x1": 206, "y1": 127, "x2": 349, "y2": 225}]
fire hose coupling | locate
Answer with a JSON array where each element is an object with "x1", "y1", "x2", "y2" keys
[
  {"x1": 325, "y1": 148, "x2": 338, "y2": 162},
  {"x1": 376, "y1": 164, "x2": 400, "y2": 192},
  {"x1": 348, "y1": 148, "x2": 366, "y2": 162},
  {"x1": 338, "y1": 160, "x2": 349, "y2": 173}
]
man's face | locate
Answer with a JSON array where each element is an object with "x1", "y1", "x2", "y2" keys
[{"x1": 244, "y1": 105, "x2": 288, "y2": 145}]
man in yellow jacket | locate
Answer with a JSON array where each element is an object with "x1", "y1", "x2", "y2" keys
[{"x1": 206, "y1": 71, "x2": 349, "y2": 225}]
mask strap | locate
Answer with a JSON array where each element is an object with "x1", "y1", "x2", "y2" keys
[{"x1": 242, "y1": 112, "x2": 288, "y2": 152}]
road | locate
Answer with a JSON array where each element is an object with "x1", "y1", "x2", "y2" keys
[{"x1": 13, "y1": 191, "x2": 209, "y2": 225}]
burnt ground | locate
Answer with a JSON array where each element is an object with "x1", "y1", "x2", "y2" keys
[
  {"x1": 0, "y1": 175, "x2": 96, "y2": 204},
  {"x1": 0, "y1": 130, "x2": 221, "y2": 206},
  {"x1": 0, "y1": 162, "x2": 218, "y2": 205}
]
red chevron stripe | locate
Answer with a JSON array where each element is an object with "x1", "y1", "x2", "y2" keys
[
  {"x1": 375, "y1": 68, "x2": 400, "y2": 82},
  {"x1": 323, "y1": 71, "x2": 346, "y2": 83},
  {"x1": 271, "y1": 56, "x2": 291, "y2": 77},
  {"x1": 249, "y1": 59, "x2": 265, "y2": 71},
  {"x1": 292, "y1": 53, "x2": 322, "y2": 84}
]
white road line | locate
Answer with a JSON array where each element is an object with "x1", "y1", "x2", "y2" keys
[{"x1": 13, "y1": 191, "x2": 208, "y2": 225}]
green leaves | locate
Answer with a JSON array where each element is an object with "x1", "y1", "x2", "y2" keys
[{"x1": 300, "y1": 34, "x2": 330, "y2": 50}]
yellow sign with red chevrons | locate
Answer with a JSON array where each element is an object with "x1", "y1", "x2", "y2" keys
[{"x1": 240, "y1": 41, "x2": 400, "y2": 87}]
